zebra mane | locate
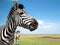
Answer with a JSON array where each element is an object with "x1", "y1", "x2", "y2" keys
[{"x1": 8, "y1": 3, "x2": 24, "y2": 19}]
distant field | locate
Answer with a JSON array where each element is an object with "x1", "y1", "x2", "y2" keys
[{"x1": 17, "y1": 34, "x2": 60, "y2": 45}]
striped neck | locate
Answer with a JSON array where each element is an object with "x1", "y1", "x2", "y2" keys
[{"x1": 1, "y1": 19, "x2": 17, "y2": 44}]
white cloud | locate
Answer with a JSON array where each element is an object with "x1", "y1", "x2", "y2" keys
[
  {"x1": 37, "y1": 20, "x2": 44, "y2": 25},
  {"x1": 37, "y1": 20, "x2": 57, "y2": 31}
]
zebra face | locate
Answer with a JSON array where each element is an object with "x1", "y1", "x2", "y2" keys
[{"x1": 15, "y1": 4, "x2": 38, "y2": 31}]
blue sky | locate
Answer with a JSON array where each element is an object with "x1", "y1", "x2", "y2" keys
[{"x1": 0, "y1": 0, "x2": 60, "y2": 34}]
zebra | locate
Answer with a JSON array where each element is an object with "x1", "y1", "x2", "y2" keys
[
  {"x1": 0, "y1": 1, "x2": 38, "y2": 45},
  {"x1": 14, "y1": 31, "x2": 20, "y2": 45}
]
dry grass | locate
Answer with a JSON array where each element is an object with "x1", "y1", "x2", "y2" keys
[{"x1": 15, "y1": 34, "x2": 60, "y2": 45}]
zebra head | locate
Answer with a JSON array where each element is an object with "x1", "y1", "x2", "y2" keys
[{"x1": 8, "y1": 3, "x2": 38, "y2": 31}]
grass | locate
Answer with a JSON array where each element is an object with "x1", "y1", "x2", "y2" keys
[{"x1": 16, "y1": 34, "x2": 60, "y2": 45}]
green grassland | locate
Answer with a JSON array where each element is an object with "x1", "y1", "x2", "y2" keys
[{"x1": 17, "y1": 34, "x2": 60, "y2": 45}]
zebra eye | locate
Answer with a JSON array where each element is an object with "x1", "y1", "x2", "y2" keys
[{"x1": 19, "y1": 12, "x2": 24, "y2": 14}]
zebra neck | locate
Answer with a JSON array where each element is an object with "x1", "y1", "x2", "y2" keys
[
  {"x1": 1, "y1": 20, "x2": 17, "y2": 44},
  {"x1": 8, "y1": 21, "x2": 16, "y2": 32}
]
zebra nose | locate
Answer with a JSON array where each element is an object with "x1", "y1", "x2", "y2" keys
[
  {"x1": 29, "y1": 18, "x2": 38, "y2": 31},
  {"x1": 31, "y1": 18, "x2": 38, "y2": 27}
]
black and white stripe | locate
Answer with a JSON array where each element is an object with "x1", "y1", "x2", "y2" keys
[
  {"x1": 1, "y1": 6, "x2": 17, "y2": 44},
  {"x1": 1, "y1": 3, "x2": 31, "y2": 45},
  {"x1": 1, "y1": 20, "x2": 15, "y2": 45},
  {"x1": 0, "y1": 0, "x2": 38, "y2": 45}
]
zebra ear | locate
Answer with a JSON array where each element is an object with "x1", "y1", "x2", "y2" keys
[{"x1": 14, "y1": 0, "x2": 18, "y2": 10}]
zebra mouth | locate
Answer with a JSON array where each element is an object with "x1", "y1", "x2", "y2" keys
[{"x1": 29, "y1": 22, "x2": 38, "y2": 31}]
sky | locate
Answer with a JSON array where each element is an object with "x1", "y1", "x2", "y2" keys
[{"x1": 0, "y1": 0, "x2": 60, "y2": 34}]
